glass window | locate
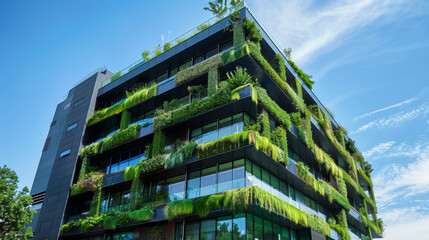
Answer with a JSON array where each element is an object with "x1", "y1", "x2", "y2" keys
[
  {"x1": 175, "y1": 223, "x2": 183, "y2": 240},
  {"x1": 233, "y1": 213, "x2": 246, "y2": 240},
  {"x1": 218, "y1": 163, "x2": 233, "y2": 192},
  {"x1": 187, "y1": 171, "x2": 201, "y2": 198},
  {"x1": 264, "y1": 219, "x2": 273, "y2": 240},
  {"x1": 201, "y1": 167, "x2": 217, "y2": 196},
  {"x1": 180, "y1": 60, "x2": 192, "y2": 71},
  {"x1": 206, "y1": 47, "x2": 218, "y2": 59},
  {"x1": 273, "y1": 223, "x2": 282, "y2": 240},
  {"x1": 156, "y1": 72, "x2": 168, "y2": 83},
  {"x1": 254, "y1": 216, "x2": 263, "y2": 240},
  {"x1": 220, "y1": 40, "x2": 233, "y2": 52},
  {"x1": 73, "y1": 98, "x2": 84, "y2": 108},
  {"x1": 60, "y1": 149, "x2": 71, "y2": 158},
  {"x1": 218, "y1": 116, "x2": 233, "y2": 139},
  {"x1": 168, "y1": 175, "x2": 186, "y2": 201},
  {"x1": 201, "y1": 219, "x2": 216, "y2": 240},
  {"x1": 291, "y1": 230, "x2": 297, "y2": 240},
  {"x1": 67, "y1": 122, "x2": 78, "y2": 131},
  {"x1": 186, "y1": 222, "x2": 200, "y2": 240},
  {"x1": 202, "y1": 122, "x2": 217, "y2": 143},
  {"x1": 281, "y1": 227, "x2": 290, "y2": 240},
  {"x1": 191, "y1": 127, "x2": 203, "y2": 144},
  {"x1": 217, "y1": 216, "x2": 232, "y2": 240},
  {"x1": 247, "y1": 213, "x2": 254, "y2": 240},
  {"x1": 233, "y1": 160, "x2": 245, "y2": 189},
  {"x1": 169, "y1": 67, "x2": 179, "y2": 77}
]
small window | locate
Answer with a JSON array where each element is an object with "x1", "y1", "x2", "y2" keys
[
  {"x1": 43, "y1": 137, "x2": 51, "y2": 152},
  {"x1": 60, "y1": 149, "x2": 71, "y2": 158},
  {"x1": 73, "y1": 98, "x2": 84, "y2": 108},
  {"x1": 66, "y1": 122, "x2": 78, "y2": 131}
]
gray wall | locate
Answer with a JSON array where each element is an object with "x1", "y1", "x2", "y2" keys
[{"x1": 32, "y1": 71, "x2": 111, "y2": 239}]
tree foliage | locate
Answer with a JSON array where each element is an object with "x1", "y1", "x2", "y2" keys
[{"x1": 0, "y1": 165, "x2": 36, "y2": 239}]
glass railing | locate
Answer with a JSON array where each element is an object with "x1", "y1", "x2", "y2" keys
[
  {"x1": 330, "y1": 229, "x2": 342, "y2": 240},
  {"x1": 103, "y1": 204, "x2": 130, "y2": 213},
  {"x1": 89, "y1": 129, "x2": 120, "y2": 146},
  {"x1": 349, "y1": 230, "x2": 361, "y2": 240},
  {"x1": 106, "y1": 154, "x2": 146, "y2": 174},
  {"x1": 131, "y1": 117, "x2": 154, "y2": 127},
  {"x1": 67, "y1": 212, "x2": 89, "y2": 222},
  {"x1": 349, "y1": 207, "x2": 362, "y2": 222},
  {"x1": 101, "y1": 3, "x2": 245, "y2": 88}
]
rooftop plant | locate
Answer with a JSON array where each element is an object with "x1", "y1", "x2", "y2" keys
[
  {"x1": 175, "y1": 54, "x2": 223, "y2": 86},
  {"x1": 101, "y1": 124, "x2": 141, "y2": 153},
  {"x1": 70, "y1": 172, "x2": 104, "y2": 196},
  {"x1": 226, "y1": 66, "x2": 253, "y2": 89}
]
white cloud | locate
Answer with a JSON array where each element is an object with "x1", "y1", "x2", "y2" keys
[
  {"x1": 248, "y1": 0, "x2": 412, "y2": 64},
  {"x1": 377, "y1": 207, "x2": 429, "y2": 240},
  {"x1": 363, "y1": 141, "x2": 395, "y2": 158},
  {"x1": 354, "y1": 97, "x2": 416, "y2": 120},
  {"x1": 373, "y1": 143, "x2": 429, "y2": 207},
  {"x1": 354, "y1": 104, "x2": 429, "y2": 133}
]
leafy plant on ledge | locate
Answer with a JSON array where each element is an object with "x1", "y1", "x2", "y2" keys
[
  {"x1": 197, "y1": 130, "x2": 288, "y2": 165},
  {"x1": 70, "y1": 172, "x2": 104, "y2": 196}
]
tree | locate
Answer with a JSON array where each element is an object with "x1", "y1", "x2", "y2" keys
[
  {"x1": 283, "y1": 48, "x2": 292, "y2": 60},
  {"x1": 0, "y1": 165, "x2": 36, "y2": 239},
  {"x1": 204, "y1": 0, "x2": 228, "y2": 18}
]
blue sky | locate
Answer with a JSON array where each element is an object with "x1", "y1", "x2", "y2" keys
[{"x1": 1, "y1": 0, "x2": 428, "y2": 239}]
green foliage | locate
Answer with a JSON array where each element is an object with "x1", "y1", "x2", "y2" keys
[
  {"x1": 197, "y1": 131, "x2": 287, "y2": 164},
  {"x1": 255, "y1": 87, "x2": 291, "y2": 129},
  {"x1": 334, "y1": 129, "x2": 346, "y2": 149},
  {"x1": 329, "y1": 224, "x2": 351, "y2": 240},
  {"x1": 81, "y1": 141, "x2": 101, "y2": 157},
  {"x1": 291, "y1": 110, "x2": 314, "y2": 150},
  {"x1": 194, "y1": 195, "x2": 225, "y2": 217},
  {"x1": 208, "y1": 68, "x2": 219, "y2": 96},
  {"x1": 243, "y1": 18, "x2": 263, "y2": 43},
  {"x1": 101, "y1": 124, "x2": 141, "y2": 153},
  {"x1": 163, "y1": 42, "x2": 171, "y2": 52},
  {"x1": 88, "y1": 83, "x2": 156, "y2": 126},
  {"x1": 128, "y1": 208, "x2": 154, "y2": 222},
  {"x1": 89, "y1": 188, "x2": 104, "y2": 217},
  {"x1": 103, "y1": 215, "x2": 117, "y2": 230},
  {"x1": 87, "y1": 101, "x2": 124, "y2": 126},
  {"x1": 175, "y1": 54, "x2": 223, "y2": 86},
  {"x1": 120, "y1": 110, "x2": 131, "y2": 130},
  {"x1": 258, "y1": 113, "x2": 271, "y2": 140},
  {"x1": 0, "y1": 165, "x2": 36, "y2": 239},
  {"x1": 154, "y1": 45, "x2": 162, "y2": 57},
  {"x1": 223, "y1": 186, "x2": 331, "y2": 236},
  {"x1": 249, "y1": 42, "x2": 306, "y2": 112},
  {"x1": 345, "y1": 139, "x2": 358, "y2": 155},
  {"x1": 141, "y1": 50, "x2": 151, "y2": 62},
  {"x1": 226, "y1": 67, "x2": 254, "y2": 90},
  {"x1": 80, "y1": 215, "x2": 104, "y2": 232},
  {"x1": 78, "y1": 156, "x2": 89, "y2": 181},
  {"x1": 123, "y1": 83, "x2": 157, "y2": 109},
  {"x1": 232, "y1": 19, "x2": 245, "y2": 47},
  {"x1": 110, "y1": 71, "x2": 122, "y2": 82},
  {"x1": 71, "y1": 172, "x2": 104, "y2": 196},
  {"x1": 271, "y1": 127, "x2": 288, "y2": 154},
  {"x1": 272, "y1": 54, "x2": 286, "y2": 81},
  {"x1": 204, "y1": 0, "x2": 228, "y2": 17},
  {"x1": 294, "y1": 78, "x2": 303, "y2": 99},
  {"x1": 222, "y1": 43, "x2": 250, "y2": 65},
  {"x1": 164, "y1": 141, "x2": 197, "y2": 168},
  {"x1": 288, "y1": 59, "x2": 314, "y2": 90},
  {"x1": 154, "y1": 85, "x2": 231, "y2": 130},
  {"x1": 151, "y1": 130, "x2": 165, "y2": 156},
  {"x1": 129, "y1": 177, "x2": 143, "y2": 211},
  {"x1": 164, "y1": 199, "x2": 194, "y2": 221}
]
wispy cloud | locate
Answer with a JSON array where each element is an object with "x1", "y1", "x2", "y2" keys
[
  {"x1": 248, "y1": 0, "x2": 415, "y2": 64},
  {"x1": 354, "y1": 104, "x2": 429, "y2": 133},
  {"x1": 373, "y1": 142, "x2": 429, "y2": 207},
  {"x1": 363, "y1": 141, "x2": 395, "y2": 158},
  {"x1": 354, "y1": 97, "x2": 416, "y2": 120}
]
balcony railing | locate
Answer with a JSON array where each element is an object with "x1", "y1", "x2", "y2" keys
[{"x1": 101, "y1": 3, "x2": 245, "y2": 88}]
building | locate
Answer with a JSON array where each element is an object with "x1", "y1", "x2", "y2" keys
[{"x1": 29, "y1": 3, "x2": 383, "y2": 240}]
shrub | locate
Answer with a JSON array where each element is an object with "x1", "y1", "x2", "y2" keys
[
  {"x1": 70, "y1": 172, "x2": 104, "y2": 196},
  {"x1": 101, "y1": 124, "x2": 141, "y2": 153},
  {"x1": 288, "y1": 59, "x2": 315, "y2": 90},
  {"x1": 272, "y1": 54, "x2": 286, "y2": 81},
  {"x1": 226, "y1": 67, "x2": 254, "y2": 89},
  {"x1": 110, "y1": 71, "x2": 122, "y2": 82},
  {"x1": 249, "y1": 42, "x2": 306, "y2": 112},
  {"x1": 87, "y1": 101, "x2": 124, "y2": 126},
  {"x1": 163, "y1": 42, "x2": 171, "y2": 52},
  {"x1": 256, "y1": 87, "x2": 291, "y2": 129},
  {"x1": 123, "y1": 83, "x2": 157, "y2": 109},
  {"x1": 128, "y1": 208, "x2": 154, "y2": 222},
  {"x1": 164, "y1": 199, "x2": 194, "y2": 221},
  {"x1": 175, "y1": 54, "x2": 223, "y2": 86},
  {"x1": 194, "y1": 195, "x2": 225, "y2": 217}
]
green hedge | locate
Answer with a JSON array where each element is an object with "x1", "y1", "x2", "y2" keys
[
  {"x1": 101, "y1": 124, "x2": 141, "y2": 153},
  {"x1": 248, "y1": 42, "x2": 306, "y2": 112},
  {"x1": 288, "y1": 59, "x2": 315, "y2": 90},
  {"x1": 256, "y1": 86, "x2": 291, "y2": 129},
  {"x1": 273, "y1": 53, "x2": 286, "y2": 81},
  {"x1": 154, "y1": 85, "x2": 232, "y2": 130},
  {"x1": 175, "y1": 54, "x2": 223, "y2": 86},
  {"x1": 87, "y1": 84, "x2": 156, "y2": 126},
  {"x1": 197, "y1": 131, "x2": 287, "y2": 165}
]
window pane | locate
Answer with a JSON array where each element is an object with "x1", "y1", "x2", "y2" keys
[
  {"x1": 281, "y1": 227, "x2": 290, "y2": 240},
  {"x1": 201, "y1": 167, "x2": 217, "y2": 196},
  {"x1": 168, "y1": 175, "x2": 186, "y2": 201},
  {"x1": 201, "y1": 219, "x2": 216, "y2": 240},
  {"x1": 187, "y1": 171, "x2": 201, "y2": 198},
  {"x1": 254, "y1": 216, "x2": 263, "y2": 240},
  {"x1": 180, "y1": 60, "x2": 192, "y2": 71},
  {"x1": 216, "y1": 216, "x2": 232, "y2": 240},
  {"x1": 233, "y1": 213, "x2": 246, "y2": 240},
  {"x1": 220, "y1": 40, "x2": 233, "y2": 52},
  {"x1": 206, "y1": 47, "x2": 218, "y2": 59},
  {"x1": 218, "y1": 163, "x2": 233, "y2": 192},
  {"x1": 233, "y1": 165, "x2": 245, "y2": 190},
  {"x1": 291, "y1": 230, "x2": 297, "y2": 240},
  {"x1": 273, "y1": 223, "x2": 281, "y2": 240},
  {"x1": 169, "y1": 67, "x2": 179, "y2": 77},
  {"x1": 175, "y1": 223, "x2": 183, "y2": 240},
  {"x1": 156, "y1": 72, "x2": 168, "y2": 83},
  {"x1": 186, "y1": 222, "x2": 200, "y2": 240},
  {"x1": 264, "y1": 219, "x2": 273, "y2": 240},
  {"x1": 246, "y1": 213, "x2": 254, "y2": 240}
]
